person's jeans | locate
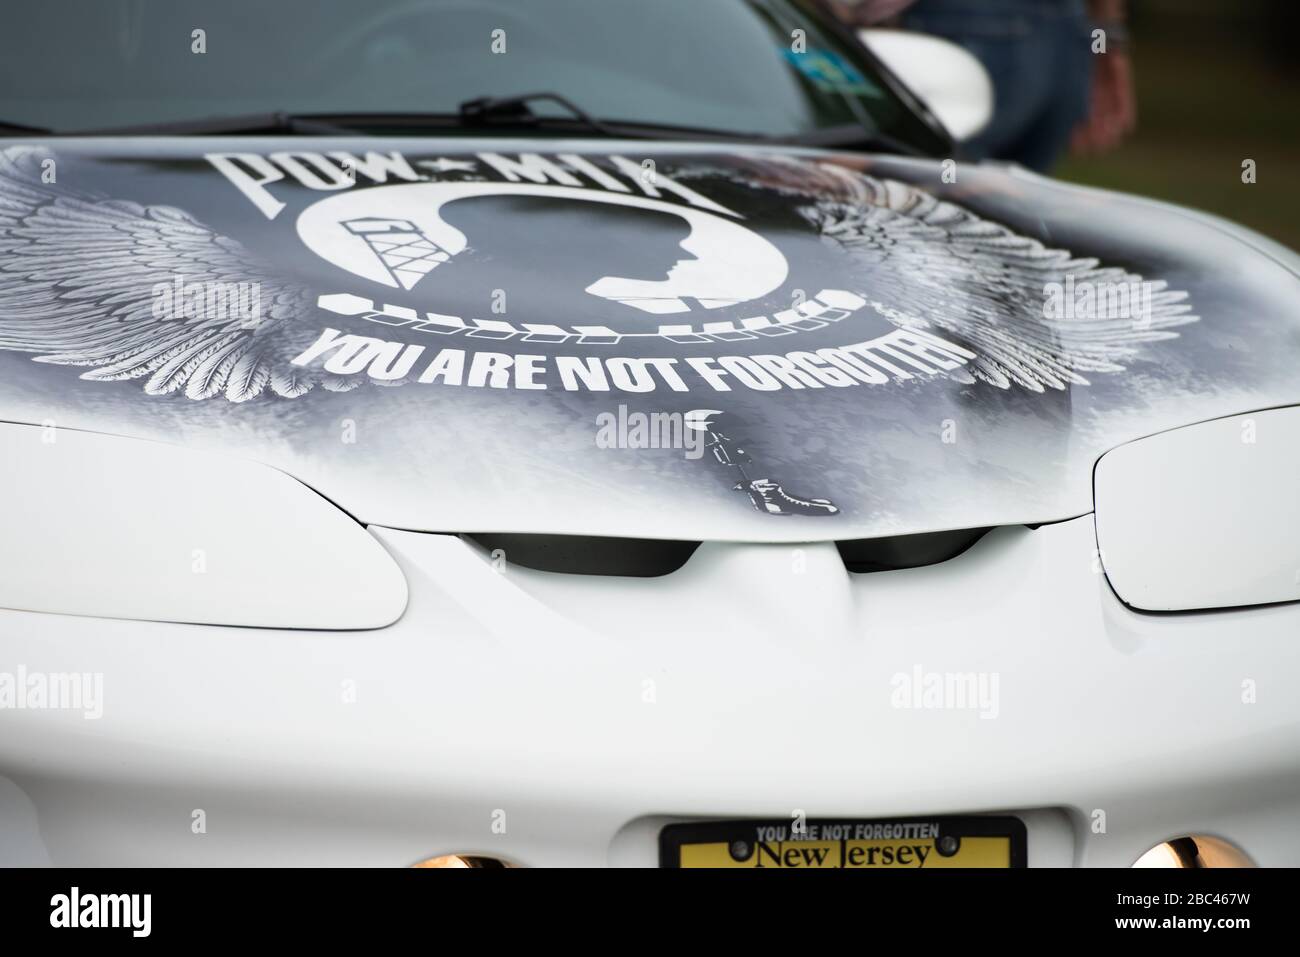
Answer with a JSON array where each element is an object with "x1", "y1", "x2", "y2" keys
[{"x1": 900, "y1": 0, "x2": 1092, "y2": 171}]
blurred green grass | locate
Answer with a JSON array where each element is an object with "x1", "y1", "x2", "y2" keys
[{"x1": 1054, "y1": 0, "x2": 1299, "y2": 250}]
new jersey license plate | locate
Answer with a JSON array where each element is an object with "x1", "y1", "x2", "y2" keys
[{"x1": 660, "y1": 816, "x2": 1026, "y2": 868}]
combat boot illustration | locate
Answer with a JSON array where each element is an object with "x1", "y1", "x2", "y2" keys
[{"x1": 684, "y1": 410, "x2": 839, "y2": 516}]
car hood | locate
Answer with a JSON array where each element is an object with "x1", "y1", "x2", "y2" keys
[{"x1": 1, "y1": 138, "x2": 1297, "y2": 543}]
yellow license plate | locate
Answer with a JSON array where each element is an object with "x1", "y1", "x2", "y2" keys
[{"x1": 660, "y1": 817, "x2": 1026, "y2": 868}]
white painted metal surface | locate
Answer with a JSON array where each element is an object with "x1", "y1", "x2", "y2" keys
[
  {"x1": 1, "y1": 515, "x2": 1295, "y2": 866},
  {"x1": 1095, "y1": 406, "x2": 1300, "y2": 611},
  {"x1": 0, "y1": 422, "x2": 407, "y2": 628}
]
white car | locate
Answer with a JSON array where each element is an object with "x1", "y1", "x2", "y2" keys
[{"x1": 0, "y1": 0, "x2": 1296, "y2": 869}]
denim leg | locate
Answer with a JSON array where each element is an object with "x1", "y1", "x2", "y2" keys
[
  {"x1": 899, "y1": 0, "x2": 1091, "y2": 170},
  {"x1": 1002, "y1": 13, "x2": 1092, "y2": 170}
]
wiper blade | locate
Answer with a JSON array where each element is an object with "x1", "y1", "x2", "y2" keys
[
  {"x1": 455, "y1": 94, "x2": 914, "y2": 152},
  {"x1": 457, "y1": 91, "x2": 616, "y2": 137},
  {"x1": 0, "y1": 119, "x2": 53, "y2": 136},
  {"x1": 56, "y1": 111, "x2": 362, "y2": 136},
  {"x1": 42, "y1": 104, "x2": 631, "y2": 140},
  {"x1": 453, "y1": 97, "x2": 917, "y2": 154},
  {"x1": 10, "y1": 104, "x2": 916, "y2": 155}
]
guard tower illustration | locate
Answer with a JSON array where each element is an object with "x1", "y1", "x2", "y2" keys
[{"x1": 343, "y1": 217, "x2": 450, "y2": 290}]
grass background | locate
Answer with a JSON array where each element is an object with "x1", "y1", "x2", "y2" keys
[{"x1": 1053, "y1": 0, "x2": 1299, "y2": 249}]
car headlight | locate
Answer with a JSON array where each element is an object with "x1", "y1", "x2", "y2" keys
[
  {"x1": 1094, "y1": 405, "x2": 1300, "y2": 612},
  {"x1": 0, "y1": 422, "x2": 407, "y2": 628}
]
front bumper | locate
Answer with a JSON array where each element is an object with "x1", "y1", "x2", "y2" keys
[{"x1": 1, "y1": 515, "x2": 1296, "y2": 866}]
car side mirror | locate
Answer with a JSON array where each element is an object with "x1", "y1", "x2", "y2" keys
[{"x1": 858, "y1": 29, "x2": 993, "y2": 142}]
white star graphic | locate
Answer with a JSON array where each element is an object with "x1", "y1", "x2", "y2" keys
[{"x1": 417, "y1": 158, "x2": 478, "y2": 174}]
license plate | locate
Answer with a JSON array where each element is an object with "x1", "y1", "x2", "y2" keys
[{"x1": 660, "y1": 816, "x2": 1026, "y2": 868}]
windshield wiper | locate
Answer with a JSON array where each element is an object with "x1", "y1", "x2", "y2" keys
[
  {"x1": 457, "y1": 91, "x2": 616, "y2": 138},
  {"x1": 7, "y1": 102, "x2": 921, "y2": 156},
  {"x1": 23, "y1": 107, "x2": 676, "y2": 140},
  {"x1": 453, "y1": 94, "x2": 919, "y2": 153},
  {"x1": 0, "y1": 119, "x2": 53, "y2": 136},
  {"x1": 62, "y1": 111, "x2": 362, "y2": 136}
]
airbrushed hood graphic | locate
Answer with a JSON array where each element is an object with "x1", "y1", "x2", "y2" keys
[{"x1": 0, "y1": 138, "x2": 1297, "y2": 542}]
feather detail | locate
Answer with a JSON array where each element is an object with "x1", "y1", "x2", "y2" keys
[
  {"x1": 725, "y1": 158, "x2": 1201, "y2": 392},
  {"x1": 0, "y1": 145, "x2": 358, "y2": 401}
]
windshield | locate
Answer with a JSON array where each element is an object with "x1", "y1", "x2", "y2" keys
[{"x1": 0, "y1": 0, "x2": 943, "y2": 150}]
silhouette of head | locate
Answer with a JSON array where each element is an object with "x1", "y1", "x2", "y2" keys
[
  {"x1": 297, "y1": 181, "x2": 792, "y2": 317},
  {"x1": 439, "y1": 194, "x2": 696, "y2": 294}
]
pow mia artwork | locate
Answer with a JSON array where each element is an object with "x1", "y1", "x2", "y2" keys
[
  {"x1": 1, "y1": 139, "x2": 1288, "y2": 535},
  {"x1": 0, "y1": 143, "x2": 1196, "y2": 403}
]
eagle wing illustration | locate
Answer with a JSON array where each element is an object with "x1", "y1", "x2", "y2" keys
[
  {"x1": 695, "y1": 156, "x2": 1199, "y2": 392},
  {"x1": 0, "y1": 145, "x2": 357, "y2": 401}
]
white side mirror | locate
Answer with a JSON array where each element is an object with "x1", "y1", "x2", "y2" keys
[{"x1": 859, "y1": 28, "x2": 993, "y2": 142}]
